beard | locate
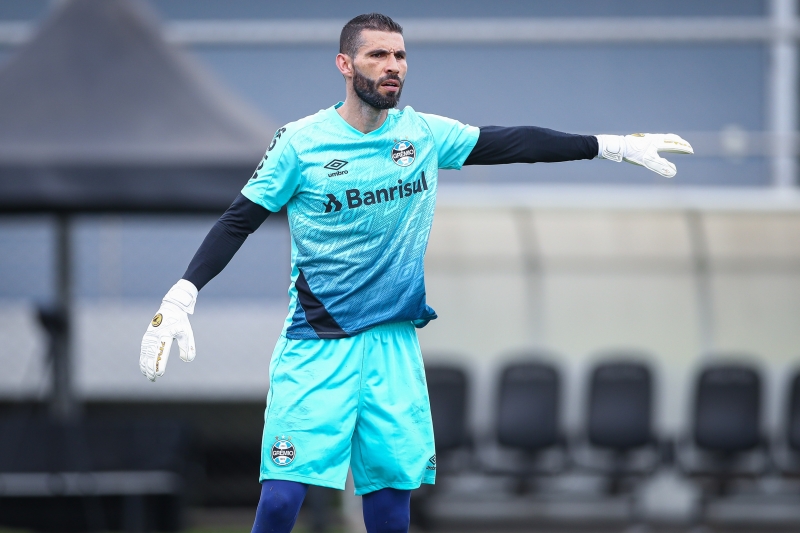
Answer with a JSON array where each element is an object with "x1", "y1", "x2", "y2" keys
[{"x1": 352, "y1": 67, "x2": 404, "y2": 110}]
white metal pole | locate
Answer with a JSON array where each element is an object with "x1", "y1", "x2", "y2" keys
[
  {"x1": 686, "y1": 212, "x2": 714, "y2": 355},
  {"x1": 770, "y1": 0, "x2": 798, "y2": 188}
]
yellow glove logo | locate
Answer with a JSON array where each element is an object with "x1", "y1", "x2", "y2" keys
[
  {"x1": 151, "y1": 313, "x2": 163, "y2": 327},
  {"x1": 156, "y1": 341, "x2": 165, "y2": 372}
]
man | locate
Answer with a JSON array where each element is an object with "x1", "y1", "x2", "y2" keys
[{"x1": 140, "y1": 13, "x2": 692, "y2": 533}]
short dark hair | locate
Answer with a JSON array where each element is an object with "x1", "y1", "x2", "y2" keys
[{"x1": 339, "y1": 13, "x2": 403, "y2": 59}]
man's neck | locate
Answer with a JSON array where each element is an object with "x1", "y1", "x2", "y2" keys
[{"x1": 337, "y1": 95, "x2": 389, "y2": 134}]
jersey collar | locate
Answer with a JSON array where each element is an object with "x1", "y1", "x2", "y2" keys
[{"x1": 329, "y1": 102, "x2": 397, "y2": 137}]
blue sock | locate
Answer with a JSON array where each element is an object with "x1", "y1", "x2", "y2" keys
[
  {"x1": 362, "y1": 488, "x2": 412, "y2": 533},
  {"x1": 251, "y1": 480, "x2": 308, "y2": 533}
]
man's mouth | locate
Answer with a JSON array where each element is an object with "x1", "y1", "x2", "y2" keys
[{"x1": 380, "y1": 79, "x2": 401, "y2": 92}]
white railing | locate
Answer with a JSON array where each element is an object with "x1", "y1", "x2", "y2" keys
[
  {"x1": 163, "y1": 17, "x2": 780, "y2": 45},
  {"x1": 0, "y1": 1, "x2": 797, "y2": 189},
  {"x1": 0, "y1": 17, "x2": 790, "y2": 46}
]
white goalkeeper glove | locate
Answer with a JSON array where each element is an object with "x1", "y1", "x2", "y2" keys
[
  {"x1": 596, "y1": 133, "x2": 693, "y2": 178},
  {"x1": 140, "y1": 279, "x2": 197, "y2": 382}
]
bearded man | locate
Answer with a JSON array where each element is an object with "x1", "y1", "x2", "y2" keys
[{"x1": 140, "y1": 13, "x2": 692, "y2": 533}]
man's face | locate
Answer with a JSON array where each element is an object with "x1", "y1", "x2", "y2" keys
[{"x1": 351, "y1": 30, "x2": 407, "y2": 109}]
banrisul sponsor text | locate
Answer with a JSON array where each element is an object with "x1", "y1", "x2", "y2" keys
[
  {"x1": 322, "y1": 173, "x2": 429, "y2": 213},
  {"x1": 342, "y1": 172, "x2": 428, "y2": 210}
]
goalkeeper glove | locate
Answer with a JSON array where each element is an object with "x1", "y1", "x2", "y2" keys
[
  {"x1": 596, "y1": 133, "x2": 693, "y2": 178},
  {"x1": 140, "y1": 279, "x2": 197, "y2": 382}
]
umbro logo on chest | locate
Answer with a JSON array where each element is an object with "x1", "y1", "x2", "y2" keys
[
  {"x1": 322, "y1": 139, "x2": 416, "y2": 177},
  {"x1": 324, "y1": 159, "x2": 349, "y2": 177}
]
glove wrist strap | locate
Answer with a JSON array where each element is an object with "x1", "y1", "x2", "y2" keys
[
  {"x1": 596, "y1": 134, "x2": 624, "y2": 163},
  {"x1": 163, "y1": 279, "x2": 198, "y2": 314}
]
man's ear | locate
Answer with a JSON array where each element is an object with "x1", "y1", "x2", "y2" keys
[{"x1": 336, "y1": 53, "x2": 353, "y2": 78}]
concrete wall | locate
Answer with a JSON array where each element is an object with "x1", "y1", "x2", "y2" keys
[
  {"x1": 418, "y1": 207, "x2": 800, "y2": 438},
  {"x1": 2, "y1": 207, "x2": 799, "y2": 443}
]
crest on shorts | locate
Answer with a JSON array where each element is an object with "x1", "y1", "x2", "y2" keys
[{"x1": 271, "y1": 435, "x2": 296, "y2": 466}]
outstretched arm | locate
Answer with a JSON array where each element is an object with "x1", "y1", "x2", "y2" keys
[
  {"x1": 463, "y1": 126, "x2": 693, "y2": 177},
  {"x1": 464, "y1": 126, "x2": 598, "y2": 165}
]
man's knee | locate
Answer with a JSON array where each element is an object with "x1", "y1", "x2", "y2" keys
[
  {"x1": 252, "y1": 480, "x2": 308, "y2": 533},
  {"x1": 362, "y1": 488, "x2": 411, "y2": 533},
  {"x1": 262, "y1": 489, "x2": 301, "y2": 520}
]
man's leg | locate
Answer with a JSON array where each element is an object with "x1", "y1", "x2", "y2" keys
[
  {"x1": 251, "y1": 480, "x2": 308, "y2": 533},
  {"x1": 350, "y1": 323, "x2": 436, "y2": 495},
  {"x1": 362, "y1": 488, "x2": 412, "y2": 533}
]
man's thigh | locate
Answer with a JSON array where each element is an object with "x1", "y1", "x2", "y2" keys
[
  {"x1": 260, "y1": 334, "x2": 364, "y2": 490},
  {"x1": 350, "y1": 323, "x2": 436, "y2": 495}
]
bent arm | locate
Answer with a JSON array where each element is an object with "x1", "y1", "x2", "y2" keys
[
  {"x1": 463, "y1": 126, "x2": 598, "y2": 165},
  {"x1": 182, "y1": 193, "x2": 271, "y2": 290}
]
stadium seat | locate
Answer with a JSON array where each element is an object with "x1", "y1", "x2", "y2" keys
[
  {"x1": 497, "y1": 360, "x2": 561, "y2": 452},
  {"x1": 484, "y1": 358, "x2": 568, "y2": 492},
  {"x1": 694, "y1": 364, "x2": 762, "y2": 453},
  {"x1": 425, "y1": 364, "x2": 470, "y2": 456},
  {"x1": 412, "y1": 363, "x2": 471, "y2": 529},
  {"x1": 587, "y1": 361, "x2": 654, "y2": 452},
  {"x1": 772, "y1": 369, "x2": 800, "y2": 475},
  {"x1": 677, "y1": 362, "x2": 769, "y2": 525},
  {"x1": 786, "y1": 371, "x2": 800, "y2": 453},
  {"x1": 577, "y1": 359, "x2": 663, "y2": 501}
]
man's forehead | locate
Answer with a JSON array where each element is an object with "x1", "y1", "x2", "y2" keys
[{"x1": 357, "y1": 29, "x2": 405, "y2": 53}]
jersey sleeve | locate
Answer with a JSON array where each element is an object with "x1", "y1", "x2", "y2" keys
[
  {"x1": 241, "y1": 125, "x2": 302, "y2": 212},
  {"x1": 418, "y1": 112, "x2": 480, "y2": 170}
]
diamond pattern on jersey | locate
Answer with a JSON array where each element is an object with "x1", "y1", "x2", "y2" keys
[{"x1": 274, "y1": 106, "x2": 477, "y2": 339}]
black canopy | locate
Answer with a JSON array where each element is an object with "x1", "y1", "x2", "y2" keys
[{"x1": 0, "y1": 0, "x2": 276, "y2": 213}]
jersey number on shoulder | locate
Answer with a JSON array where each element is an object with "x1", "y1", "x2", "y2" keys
[{"x1": 250, "y1": 127, "x2": 288, "y2": 181}]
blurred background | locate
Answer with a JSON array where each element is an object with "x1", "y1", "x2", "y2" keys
[{"x1": 2, "y1": 0, "x2": 800, "y2": 532}]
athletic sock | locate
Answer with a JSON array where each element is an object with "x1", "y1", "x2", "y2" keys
[
  {"x1": 251, "y1": 480, "x2": 308, "y2": 533},
  {"x1": 362, "y1": 488, "x2": 412, "y2": 533}
]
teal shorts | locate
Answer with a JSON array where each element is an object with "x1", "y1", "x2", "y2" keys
[{"x1": 260, "y1": 321, "x2": 436, "y2": 495}]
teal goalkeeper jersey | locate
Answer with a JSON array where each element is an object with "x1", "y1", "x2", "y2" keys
[{"x1": 241, "y1": 103, "x2": 479, "y2": 339}]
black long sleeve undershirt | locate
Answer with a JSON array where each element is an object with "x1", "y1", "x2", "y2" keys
[
  {"x1": 183, "y1": 126, "x2": 599, "y2": 291},
  {"x1": 182, "y1": 193, "x2": 270, "y2": 290},
  {"x1": 463, "y1": 126, "x2": 598, "y2": 165}
]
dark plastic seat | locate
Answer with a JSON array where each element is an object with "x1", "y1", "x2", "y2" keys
[
  {"x1": 694, "y1": 364, "x2": 761, "y2": 453},
  {"x1": 497, "y1": 361, "x2": 560, "y2": 451},
  {"x1": 425, "y1": 364, "x2": 469, "y2": 453},
  {"x1": 771, "y1": 369, "x2": 800, "y2": 476},
  {"x1": 680, "y1": 362, "x2": 767, "y2": 527},
  {"x1": 588, "y1": 361, "x2": 653, "y2": 451},
  {"x1": 786, "y1": 372, "x2": 800, "y2": 452},
  {"x1": 576, "y1": 359, "x2": 659, "y2": 525},
  {"x1": 413, "y1": 364, "x2": 470, "y2": 529}
]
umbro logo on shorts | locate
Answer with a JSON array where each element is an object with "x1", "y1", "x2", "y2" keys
[
  {"x1": 426, "y1": 454, "x2": 436, "y2": 471},
  {"x1": 271, "y1": 435, "x2": 296, "y2": 466}
]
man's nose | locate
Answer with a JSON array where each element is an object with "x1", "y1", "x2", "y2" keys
[{"x1": 385, "y1": 55, "x2": 400, "y2": 73}]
